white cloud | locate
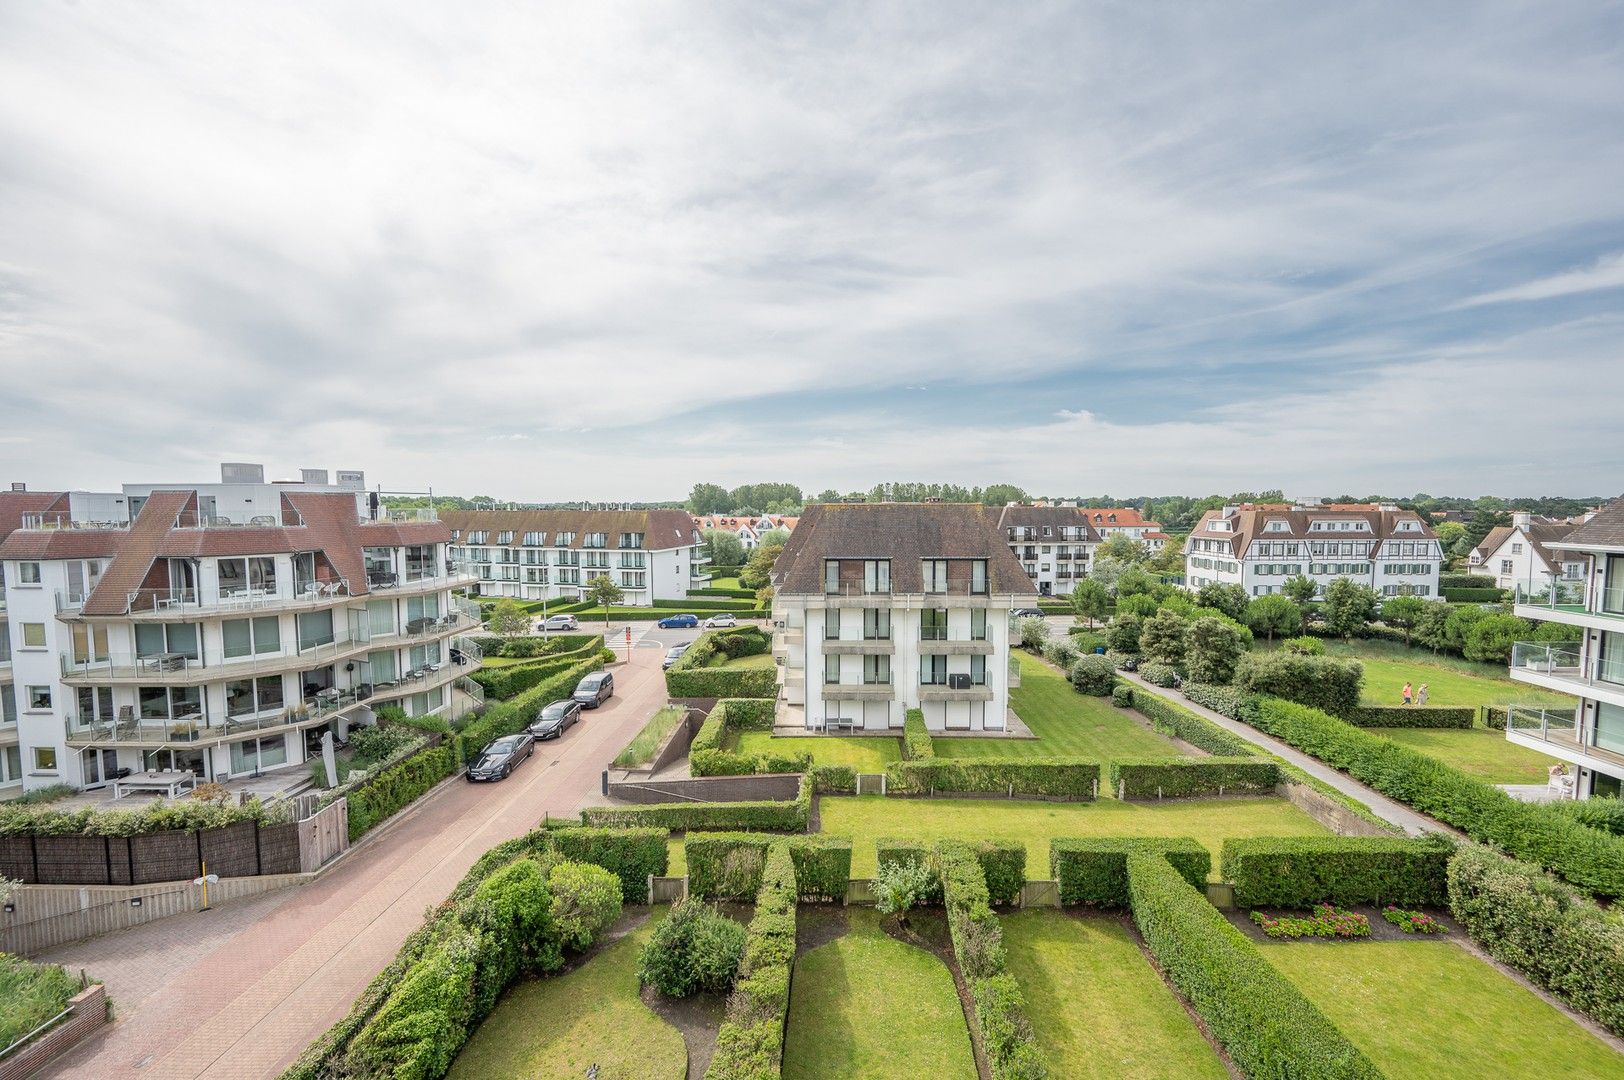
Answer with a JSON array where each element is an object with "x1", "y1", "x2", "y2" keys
[{"x1": 1455, "y1": 253, "x2": 1624, "y2": 308}]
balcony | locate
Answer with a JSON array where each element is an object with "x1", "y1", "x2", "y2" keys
[
  {"x1": 1513, "y1": 578, "x2": 1624, "y2": 629},
  {"x1": 919, "y1": 681, "x2": 994, "y2": 702},
  {"x1": 1505, "y1": 704, "x2": 1624, "y2": 772},
  {"x1": 823, "y1": 676, "x2": 894, "y2": 700},
  {"x1": 1509, "y1": 641, "x2": 1624, "y2": 707},
  {"x1": 772, "y1": 629, "x2": 805, "y2": 659},
  {"x1": 918, "y1": 638, "x2": 995, "y2": 655},
  {"x1": 823, "y1": 638, "x2": 895, "y2": 655}
]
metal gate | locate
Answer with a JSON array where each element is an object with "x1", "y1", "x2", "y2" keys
[{"x1": 855, "y1": 773, "x2": 886, "y2": 796}]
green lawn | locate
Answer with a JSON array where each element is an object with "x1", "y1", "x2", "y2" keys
[
  {"x1": 449, "y1": 913, "x2": 686, "y2": 1080},
  {"x1": 1267, "y1": 940, "x2": 1624, "y2": 1079},
  {"x1": 612, "y1": 706, "x2": 689, "y2": 768},
  {"x1": 819, "y1": 795, "x2": 1329, "y2": 879},
  {"x1": 711, "y1": 652, "x2": 776, "y2": 670},
  {"x1": 783, "y1": 908, "x2": 976, "y2": 1080},
  {"x1": 0, "y1": 956, "x2": 81, "y2": 1048},
  {"x1": 702, "y1": 576, "x2": 743, "y2": 591},
  {"x1": 1369, "y1": 727, "x2": 1559, "y2": 785},
  {"x1": 937, "y1": 652, "x2": 1182, "y2": 760},
  {"x1": 1301, "y1": 640, "x2": 1575, "y2": 709},
  {"x1": 1002, "y1": 911, "x2": 1225, "y2": 1080},
  {"x1": 732, "y1": 731, "x2": 902, "y2": 771}
]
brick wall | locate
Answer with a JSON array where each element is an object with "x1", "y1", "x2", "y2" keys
[{"x1": 0, "y1": 983, "x2": 107, "y2": 1080}]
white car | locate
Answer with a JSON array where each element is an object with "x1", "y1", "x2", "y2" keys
[
  {"x1": 703, "y1": 613, "x2": 738, "y2": 628},
  {"x1": 540, "y1": 614, "x2": 579, "y2": 631}
]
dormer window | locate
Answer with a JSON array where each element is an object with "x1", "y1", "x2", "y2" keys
[
  {"x1": 467, "y1": 530, "x2": 488, "y2": 545},
  {"x1": 522, "y1": 531, "x2": 546, "y2": 546},
  {"x1": 555, "y1": 532, "x2": 575, "y2": 548},
  {"x1": 496, "y1": 531, "x2": 514, "y2": 545}
]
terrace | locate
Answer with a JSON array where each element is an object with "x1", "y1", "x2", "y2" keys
[
  {"x1": 1513, "y1": 577, "x2": 1624, "y2": 628},
  {"x1": 1504, "y1": 703, "x2": 1624, "y2": 773},
  {"x1": 1508, "y1": 640, "x2": 1624, "y2": 707}
]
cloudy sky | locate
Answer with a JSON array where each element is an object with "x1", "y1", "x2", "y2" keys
[{"x1": 2, "y1": 2, "x2": 1621, "y2": 501}]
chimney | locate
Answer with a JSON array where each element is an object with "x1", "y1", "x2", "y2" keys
[
  {"x1": 1512, "y1": 511, "x2": 1532, "y2": 527},
  {"x1": 8, "y1": 482, "x2": 24, "y2": 492}
]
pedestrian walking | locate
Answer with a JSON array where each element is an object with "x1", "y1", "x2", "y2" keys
[
  {"x1": 1402, "y1": 681, "x2": 1413, "y2": 706},
  {"x1": 1417, "y1": 684, "x2": 1429, "y2": 706}
]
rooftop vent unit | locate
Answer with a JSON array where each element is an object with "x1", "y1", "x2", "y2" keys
[
  {"x1": 221, "y1": 462, "x2": 266, "y2": 484},
  {"x1": 9, "y1": 482, "x2": 24, "y2": 492},
  {"x1": 300, "y1": 468, "x2": 330, "y2": 486},
  {"x1": 335, "y1": 470, "x2": 366, "y2": 491}
]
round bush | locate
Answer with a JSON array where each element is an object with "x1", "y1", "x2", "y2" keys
[
  {"x1": 1068, "y1": 654, "x2": 1116, "y2": 696},
  {"x1": 1281, "y1": 635, "x2": 1324, "y2": 656},
  {"x1": 1018, "y1": 616, "x2": 1051, "y2": 649},
  {"x1": 1111, "y1": 684, "x2": 1134, "y2": 708},
  {"x1": 547, "y1": 861, "x2": 623, "y2": 951},
  {"x1": 638, "y1": 901, "x2": 746, "y2": 998},
  {"x1": 1041, "y1": 637, "x2": 1080, "y2": 670},
  {"x1": 1140, "y1": 662, "x2": 1180, "y2": 688}
]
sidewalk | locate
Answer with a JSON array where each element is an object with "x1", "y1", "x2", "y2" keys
[{"x1": 1118, "y1": 671, "x2": 1450, "y2": 838}]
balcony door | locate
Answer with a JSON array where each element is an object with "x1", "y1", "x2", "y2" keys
[{"x1": 1605, "y1": 556, "x2": 1624, "y2": 616}]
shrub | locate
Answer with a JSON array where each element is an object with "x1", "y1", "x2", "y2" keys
[
  {"x1": 639, "y1": 900, "x2": 747, "y2": 998},
  {"x1": 1440, "y1": 573, "x2": 1497, "y2": 590},
  {"x1": 1110, "y1": 684, "x2": 1133, "y2": 708},
  {"x1": 471, "y1": 637, "x2": 606, "y2": 699},
  {"x1": 546, "y1": 825, "x2": 668, "y2": 904},
  {"x1": 1109, "y1": 758, "x2": 1279, "y2": 800},
  {"x1": 1233, "y1": 651, "x2": 1363, "y2": 717},
  {"x1": 1251, "y1": 904, "x2": 1371, "y2": 940},
  {"x1": 874, "y1": 857, "x2": 935, "y2": 919},
  {"x1": 1222, "y1": 836, "x2": 1454, "y2": 909},
  {"x1": 1066, "y1": 629, "x2": 1108, "y2": 654},
  {"x1": 706, "y1": 843, "x2": 797, "y2": 1079},
  {"x1": 343, "y1": 740, "x2": 459, "y2": 841},
  {"x1": 1138, "y1": 661, "x2": 1179, "y2": 687},
  {"x1": 1443, "y1": 586, "x2": 1506, "y2": 604},
  {"x1": 0, "y1": 796, "x2": 287, "y2": 839},
  {"x1": 876, "y1": 838, "x2": 944, "y2": 905},
  {"x1": 1050, "y1": 836, "x2": 1210, "y2": 907},
  {"x1": 1549, "y1": 797, "x2": 1624, "y2": 837},
  {"x1": 1133, "y1": 688, "x2": 1255, "y2": 754},
  {"x1": 902, "y1": 708, "x2": 935, "y2": 760},
  {"x1": 1067, "y1": 654, "x2": 1116, "y2": 695},
  {"x1": 1382, "y1": 906, "x2": 1445, "y2": 934},
  {"x1": 1178, "y1": 681, "x2": 1249, "y2": 720},
  {"x1": 1040, "y1": 637, "x2": 1080, "y2": 670},
  {"x1": 689, "y1": 699, "x2": 805, "y2": 776},
  {"x1": 345, "y1": 927, "x2": 481, "y2": 1079},
  {"x1": 461, "y1": 857, "x2": 561, "y2": 1017},
  {"x1": 1183, "y1": 616, "x2": 1248, "y2": 684},
  {"x1": 1280, "y1": 635, "x2": 1324, "y2": 655},
  {"x1": 1126, "y1": 853, "x2": 1381, "y2": 1079},
  {"x1": 1105, "y1": 615, "x2": 1143, "y2": 655},
  {"x1": 885, "y1": 759, "x2": 1098, "y2": 800},
  {"x1": 1138, "y1": 609, "x2": 1187, "y2": 665},
  {"x1": 547, "y1": 861, "x2": 623, "y2": 951},
  {"x1": 1246, "y1": 697, "x2": 1624, "y2": 897},
  {"x1": 809, "y1": 763, "x2": 856, "y2": 794},
  {"x1": 0, "y1": 956, "x2": 83, "y2": 1048},
  {"x1": 1448, "y1": 843, "x2": 1624, "y2": 1035},
  {"x1": 1342, "y1": 706, "x2": 1474, "y2": 728},
  {"x1": 582, "y1": 775, "x2": 812, "y2": 833},
  {"x1": 666, "y1": 628, "x2": 778, "y2": 698},
  {"x1": 1017, "y1": 616, "x2": 1050, "y2": 649}
]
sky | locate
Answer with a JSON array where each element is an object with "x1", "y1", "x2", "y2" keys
[{"x1": 1, "y1": 1, "x2": 1622, "y2": 502}]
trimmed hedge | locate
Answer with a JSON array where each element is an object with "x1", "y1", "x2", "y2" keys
[
  {"x1": 1138, "y1": 661, "x2": 1179, "y2": 688},
  {"x1": 902, "y1": 708, "x2": 935, "y2": 760},
  {"x1": 1050, "y1": 837, "x2": 1210, "y2": 907},
  {"x1": 1246, "y1": 697, "x2": 1624, "y2": 896},
  {"x1": 1234, "y1": 651, "x2": 1364, "y2": 717},
  {"x1": 580, "y1": 775, "x2": 812, "y2": 833},
  {"x1": 345, "y1": 740, "x2": 460, "y2": 841},
  {"x1": 1222, "y1": 836, "x2": 1454, "y2": 909},
  {"x1": 937, "y1": 843, "x2": 1047, "y2": 1080},
  {"x1": 469, "y1": 635, "x2": 605, "y2": 699},
  {"x1": 459, "y1": 657, "x2": 604, "y2": 764},
  {"x1": 0, "y1": 796, "x2": 288, "y2": 838},
  {"x1": 1126, "y1": 853, "x2": 1382, "y2": 1080},
  {"x1": 1110, "y1": 684, "x2": 1133, "y2": 708},
  {"x1": 690, "y1": 699, "x2": 805, "y2": 777},
  {"x1": 1448, "y1": 843, "x2": 1624, "y2": 1036},
  {"x1": 885, "y1": 758, "x2": 1098, "y2": 800},
  {"x1": 705, "y1": 842, "x2": 798, "y2": 1080},
  {"x1": 685, "y1": 832, "x2": 852, "y2": 902},
  {"x1": 688, "y1": 586, "x2": 761, "y2": 600},
  {"x1": 809, "y1": 763, "x2": 856, "y2": 794},
  {"x1": 1440, "y1": 573, "x2": 1496, "y2": 590},
  {"x1": 665, "y1": 627, "x2": 779, "y2": 698},
  {"x1": 546, "y1": 824, "x2": 668, "y2": 904},
  {"x1": 1343, "y1": 706, "x2": 1475, "y2": 728},
  {"x1": 1442, "y1": 587, "x2": 1505, "y2": 603},
  {"x1": 1108, "y1": 758, "x2": 1279, "y2": 800}
]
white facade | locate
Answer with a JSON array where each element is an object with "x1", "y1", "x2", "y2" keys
[{"x1": 1468, "y1": 514, "x2": 1588, "y2": 590}]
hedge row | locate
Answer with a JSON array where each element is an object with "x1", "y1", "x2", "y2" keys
[
  {"x1": 1246, "y1": 697, "x2": 1624, "y2": 897},
  {"x1": 1442, "y1": 587, "x2": 1506, "y2": 603},
  {"x1": 1233, "y1": 651, "x2": 1364, "y2": 717},
  {"x1": 705, "y1": 842, "x2": 798, "y2": 1080},
  {"x1": 884, "y1": 759, "x2": 1098, "y2": 800},
  {"x1": 1221, "y1": 836, "x2": 1454, "y2": 909},
  {"x1": 902, "y1": 708, "x2": 935, "y2": 760},
  {"x1": 684, "y1": 832, "x2": 852, "y2": 901},
  {"x1": 1050, "y1": 836, "x2": 1210, "y2": 907},
  {"x1": 1440, "y1": 573, "x2": 1496, "y2": 590},
  {"x1": 688, "y1": 586, "x2": 761, "y2": 600},
  {"x1": 458, "y1": 657, "x2": 605, "y2": 764},
  {"x1": 1342, "y1": 706, "x2": 1475, "y2": 729},
  {"x1": 808, "y1": 763, "x2": 856, "y2": 794},
  {"x1": 689, "y1": 699, "x2": 797, "y2": 776},
  {"x1": 1126, "y1": 853, "x2": 1382, "y2": 1080},
  {"x1": 665, "y1": 628, "x2": 779, "y2": 698},
  {"x1": 1108, "y1": 758, "x2": 1279, "y2": 800},
  {"x1": 345, "y1": 740, "x2": 460, "y2": 841},
  {"x1": 1448, "y1": 843, "x2": 1624, "y2": 1036},
  {"x1": 0, "y1": 797, "x2": 288, "y2": 838},
  {"x1": 470, "y1": 636, "x2": 604, "y2": 699},
  {"x1": 283, "y1": 825, "x2": 664, "y2": 1079},
  {"x1": 937, "y1": 842, "x2": 1047, "y2": 1079},
  {"x1": 580, "y1": 774, "x2": 812, "y2": 833}
]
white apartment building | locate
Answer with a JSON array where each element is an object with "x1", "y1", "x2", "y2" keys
[
  {"x1": 1468, "y1": 511, "x2": 1591, "y2": 590},
  {"x1": 996, "y1": 505, "x2": 1101, "y2": 597},
  {"x1": 1078, "y1": 507, "x2": 1170, "y2": 551},
  {"x1": 769, "y1": 503, "x2": 1035, "y2": 732},
  {"x1": 0, "y1": 479, "x2": 482, "y2": 795},
  {"x1": 1505, "y1": 498, "x2": 1624, "y2": 800},
  {"x1": 444, "y1": 509, "x2": 708, "y2": 605},
  {"x1": 1184, "y1": 503, "x2": 1442, "y2": 598}
]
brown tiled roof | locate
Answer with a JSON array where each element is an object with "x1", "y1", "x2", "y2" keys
[
  {"x1": 1543, "y1": 497, "x2": 1624, "y2": 551},
  {"x1": 1471, "y1": 526, "x2": 1515, "y2": 560},
  {"x1": 0, "y1": 529, "x2": 125, "y2": 561},
  {"x1": 0, "y1": 490, "x2": 65, "y2": 543},
  {"x1": 1472, "y1": 522, "x2": 1589, "y2": 567},
  {"x1": 772, "y1": 503, "x2": 1037, "y2": 596},
  {"x1": 83, "y1": 490, "x2": 197, "y2": 615},
  {"x1": 995, "y1": 505, "x2": 1102, "y2": 540},
  {"x1": 443, "y1": 509, "x2": 700, "y2": 550},
  {"x1": 1078, "y1": 507, "x2": 1161, "y2": 528},
  {"x1": 1190, "y1": 505, "x2": 1436, "y2": 558}
]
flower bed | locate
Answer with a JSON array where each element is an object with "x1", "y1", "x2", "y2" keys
[
  {"x1": 1381, "y1": 906, "x2": 1445, "y2": 934},
  {"x1": 1251, "y1": 904, "x2": 1372, "y2": 940}
]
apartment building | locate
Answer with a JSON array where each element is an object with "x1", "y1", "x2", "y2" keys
[
  {"x1": 1184, "y1": 503, "x2": 1442, "y2": 598},
  {"x1": 769, "y1": 503, "x2": 1035, "y2": 732},
  {"x1": 1468, "y1": 511, "x2": 1592, "y2": 589},
  {"x1": 692, "y1": 514, "x2": 798, "y2": 551},
  {"x1": 0, "y1": 480, "x2": 481, "y2": 795},
  {"x1": 996, "y1": 505, "x2": 1101, "y2": 597},
  {"x1": 444, "y1": 509, "x2": 708, "y2": 605},
  {"x1": 1077, "y1": 507, "x2": 1170, "y2": 551},
  {"x1": 1505, "y1": 498, "x2": 1624, "y2": 799}
]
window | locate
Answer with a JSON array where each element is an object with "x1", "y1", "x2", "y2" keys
[
  {"x1": 863, "y1": 654, "x2": 890, "y2": 684},
  {"x1": 1, "y1": 686, "x2": 15, "y2": 725},
  {"x1": 4, "y1": 746, "x2": 19, "y2": 781},
  {"x1": 584, "y1": 533, "x2": 607, "y2": 548},
  {"x1": 619, "y1": 533, "x2": 644, "y2": 549},
  {"x1": 297, "y1": 610, "x2": 335, "y2": 650},
  {"x1": 467, "y1": 531, "x2": 488, "y2": 545},
  {"x1": 32, "y1": 746, "x2": 57, "y2": 772},
  {"x1": 21, "y1": 623, "x2": 45, "y2": 648},
  {"x1": 1511, "y1": 543, "x2": 1523, "y2": 555},
  {"x1": 620, "y1": 571, "x2": 646, "y2": 589},
  {"x1": 70, "y1": 623, "x2": 109, "y2": 665},
  {"x1": 1500, "y1": 559, "x2": 1513, "y2": 575},
  {"x1": 824, "y1": 653, "x2": 841, "y2": 685},
  {"x1": 555, "y1": 532, "x2": 575, "y2": 548},
  {"x1": 921, "y1": 609, "x2": 948, "y2": 641},
  {"x1": 226, "y1": 676, "x2": 285, "y2": 717},
  {"x1": 824, "y1": 609, "x2": 842, "y2": 640},
  {"x1": 970, "y1": 655, "x2": 987, "y2": 685},
  {"x1": 921, "y1": 560, "x2": 948, "y2": 593},
  {"x1": 218, "y1": 556, "x2": 276, "y2": 596},
  {"x1": 223, "y1": 616, "x2": 282, "y2": 659},
  {"x1": 135, "y1": 623, "x2": 199, "y2": 660},
  {"x1": 522, "y1": 531, "x2": 546, "y2": 546},
  {"x1": 919, "y1": 655, "x2": 948, "y2": 685},
  {"x1": 230, "y1": 734, "x2": 288, "y2": 774},
  {"x1": 971, "y1": 609, "x2": 988, "y2": 641},
  {"x1": 864, "y1": 560, "x2": 891, "y2": 594},
  {"x1": 862, "y1": 608, "x2": 890, "y2": 640},
  {"x1": 26, "y1": 686, "x2": 52, "y2": 710},
  {"x1": 496, "y1": 531, "x2": 514, "y2": 545},
  {"x1": 17, "y1": 562, "x2": 40, "y2": 585},
  {"x1": 139, "y1": 684, "x2": 200, "y2": 720},
  {"x1": 971, "y1": 559, "x2": 988, "y2": 595}
]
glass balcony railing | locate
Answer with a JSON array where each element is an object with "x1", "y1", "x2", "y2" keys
[{"x1": 1510, "y1": 641, "x2": 1624, "y2": 688}]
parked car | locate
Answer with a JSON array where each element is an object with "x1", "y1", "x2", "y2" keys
[
  {"x1": 657, "y1": 613, "x2": 699, "y2": 628},
  {"x1": 702, "y1": 612, "x2": 738, "y2": 628},
  {"x1": 573, "y1": 671, "x2": 615, "y2": 708},
  {"x1": 1011, "y1": 608, "x2": 1045, "y2": 619},
  {"x1": 662, "y1": 643, "x2": 691, "y2": 670},
  {"x1": 528, "y1": 699, "x2": 583, "y2": 740},
  {"x1": 540, "y1": 614, "x2": 579, "y2": 631},
  {"x1": 466, "y1": 733, "x2": 535, "y2": 782}
]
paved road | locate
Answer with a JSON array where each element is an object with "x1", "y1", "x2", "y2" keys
[{"x1": 39, "y1": 645, "x2": 674, "y2": 1080}]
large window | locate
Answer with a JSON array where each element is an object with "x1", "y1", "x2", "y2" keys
[
  {"x1": 230, "y1": 735, "x2": 288, "y2": 774},
  {"x1": 824, "y1": 560, "x2": 840, "y2": 594},
  {"x1": 824, "y1": 654, "x2": 841, "y2": 685},
  {"x1": 2, "y1": 685, "x2": 16, "y2": 725},
  {"x1": 824, "y1": 609, "x2": 841, "y2": 640},
  {"x1": 921, "y1": 609, "x2": 948, "y2": 641},
  {"x1": 218, "y1": 556, "x2": 276, "y2": 597},
  {"x1": 74, "y1": 686, "x2": 113, "y2": 724},
  {"x1": 297, "y1": 610, "x2": 335, "y2": 651},
  {"x1": 919, "y1": 655, "x2": 947, "y2": 685},
  {"x1": 970, "y1": 655, "x2": 987, "y2": 684},
  {"x1": 226, "y1": 676, "x2": 285, "y2": 717},
  {"x1": 1596, "y1": 702, "x2": 1624, "y2": 756},
  {"x1": 584, "y1": 533, "x2": 607, "y2": 549},
  {"x1": 135, "y1": 623, "x2": 199, "y2": 660},
  {"x1": 367, "y1": 599, "x2": 396, "y2": 636},
  {"x1": 863, "y1": 654, "x2": 890, "y2": 684},
  {"x1": 223, "y1": 616, "x2": 281, "y2": 659},
  {"x1": 970, "y1": 609, "x2": 988, "y2": 641},
  {"x1": 971, "y1": 559, "x2": 988, "y2": 594},
  {"x1": 139, "y1": 684, "x2": 201, "y2": 721},
  {"x1": 862, "y1": 608, "x2": 890, "y2": 640},
  {"x1": 864, "y1": 560, "x2": 891, "y2": 594},
  {"x1": 70, "y1": 623, "x2": 108, "y2": 664},
  {"x1": 921, "y1": 560, "x2": 948, "y2": 593},
  {"x1": 1604, "y1": 556, "x2": 1624, "y2": 616}
]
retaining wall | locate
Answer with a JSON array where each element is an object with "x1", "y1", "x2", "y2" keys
[
  {"x1": 0, "y1": 982, "x2": 107, "y2": 1080},
  {"x1": 605, "y1": 772, "x2": 801, "y2": 804}
]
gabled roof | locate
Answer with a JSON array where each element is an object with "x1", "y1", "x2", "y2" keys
[
  {"x1": 1190, "y1": 504, "x2": 1435, "y2": 557},
  {"x1": 773, "y1": 503, "x2": 1036, "y2": 596},
  {"x1": 1472, "y1": 521, "x2": 1589, "y2": 568},
  {"x1": 996, "y1": 505, "x2": 1101, "y2": 539},
  {"x1": 0, "y1": 490, "x2": 66, "y2": 544},
  {"x1": 1551, "y1": 497, "x2": 1624, "y2": 552},
  {"x1": 444, "y1": 509, "x2": 699, "y2": 550}
]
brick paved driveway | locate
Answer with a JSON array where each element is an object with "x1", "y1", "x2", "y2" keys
[{"x1": 39, "y1": 644, "x2": 673, "y2": 1080}]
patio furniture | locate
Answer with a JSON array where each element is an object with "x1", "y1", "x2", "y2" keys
[
  {"x1": 140, "y1": 652, "x2": 185, "y2": 673},
  {"x1": 113, "y1": 770, "x2": 196, "y2": 800},
  {"x1": 301, "y1": 581, "x2": 322, "y2": 599}
]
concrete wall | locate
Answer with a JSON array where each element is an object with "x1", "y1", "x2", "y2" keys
[
  {"x1": 605, "y1": 772, "x2": 801, "y2": 804},
  {"x1": 1281, "y1": 781, "x2": 1395, "y2": 837},
  {"x1": 0, "y1": 982, "x2": 107, "y2": 1080}
]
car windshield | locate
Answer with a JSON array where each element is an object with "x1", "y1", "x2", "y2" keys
[
  {"x1": 580, "y1": 675, "x2": 606, "y2": 688},
  {"x1": 540, "y1": 702, "x2": 570, "y2": 719},
  {"x1": 489, "y1": 738, "x2": 521, "y2": 753}
]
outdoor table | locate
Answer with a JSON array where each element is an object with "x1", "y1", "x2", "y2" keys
[{"x1": 113, "y1": 770, "x2": 197, "y2": 799}]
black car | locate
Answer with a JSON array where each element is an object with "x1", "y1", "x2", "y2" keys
[
  {"x1": 466, "y1": 733, "x2": 535, "y2": 782},
  {"x1": 1012, "y1": 608, "x2": 1045, "y2": 618},
  {"x1": 573, "y1": 671, "x2": 615, "y2": 708},
  {"x1": 528, "y1": 699, "x2": 583, "y2": 740},
  {"x1": 662, "y1": 643, "x2": 690, "y2": 670}
]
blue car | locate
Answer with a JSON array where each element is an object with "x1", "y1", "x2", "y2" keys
[{"x1": 657, "y1": 613, "x2": 699, "y2": 628}]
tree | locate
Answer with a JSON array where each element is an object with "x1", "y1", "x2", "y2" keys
[
  {"x1": 739, "y1": 539, "x2": 785, "y2": 591},
  {"x1": 1117, "y1": 593, "x2": 1160, "y2": 618},
  {"x1": 1106, "y1": 614, "x2": 1143, "y2": 655},
  {"x1": 980, "y1": 483, "x2": 1029, "y2": 506},
  {"x1": 1195, "y1": 582, "x2": 1249, "y2": 621},
  {"x1": 1184, "y1": 616, "x2": 1248, "y2": 684},
  {"x1": 1097, "y1": 533, "x2": 1147, "y2": 564},
  {"x1": 1380, "y1": 595, "x2": 1427, "y2": 646},
  {"x1": 1434, "y1": 520, "x2": 1466, "y2": 554},
  {"x1": 1244, "y1": 594, "x2": 1301, "y2": 642},
  {"x1": 1146, "y1": 540, "x2": 1186, "y2": 576},
  {"x1": 584, "y1": 575, "x2": 624, "y2": 624},
  {"x1": 1413, "y1": 600, "x2": 1454, "y2": 652},
  {"x1": 1018, "y1": 616, "x2": 1051, "y2": 649},
  {"x1": 1464, "y1": 613, "x2": 1527, "y2": 664},
  {"x1": 487, "y1": 598, "x2": 531, "y2": 638},
  {"x1": 1282, "y1": 574, "x2": 1319, "y2": 607},
  {"x1": 1323, "y1": 578, "x2": 1379, "y2": 640},
  {"x1": 687, "y1": 482, "x2": 732, "y2": 515},
  {"x1": 702, "y1": 529, "x2": 745, "y2": 568},
  {"x1": 1069, "y1": 579, "x2": 1110, "y2": 627},
  {"x1": 756, "y1": 528, "x2": 789, "y2": 548},
  {"x1": 1113, "y1": 566, "x2": 1159, "y2": 599},
  {"x1": 1139, "y1": 609, "x2": 1188, "y2": 666},
  {"x1": 1442, "y1": 603, "x2": 1492, "y2": 654}
]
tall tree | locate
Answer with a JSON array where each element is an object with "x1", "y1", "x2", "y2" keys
[
  {"x1": 1244, "y1": 594, "x2": 1302, "y2": 641},
  {"x1": 702, "y1": 529, "x2": 745, "y2": 567},
  {"x1": 584, "y1": 575, "x2": 625, "y2": 624},
  {"x1": 1323, "y1": 578, "x2": 1379, "y2": 640},
  {"x1": 486, "y1": 598, "x2": 531, "y2": 638},
  {"x1": 739, "y1": 538, "x2": 786, "y2": 591},
  {"x1": 1379, "y1": 595, "x2": 1427, "y2": 646},
  {"x1": 687, "y1": 483, "x2": 732, "y2": 515},
  {"x1": 1069, "y1": 579, "x2": 1110, "y2": 628}
]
